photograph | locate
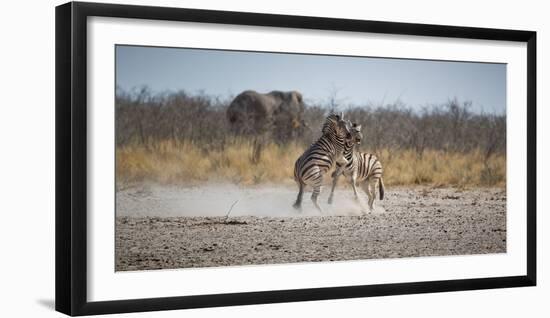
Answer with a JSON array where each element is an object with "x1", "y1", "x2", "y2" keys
[{"x1": 114, "y1": 45, "x2": 507, "y2": 271}]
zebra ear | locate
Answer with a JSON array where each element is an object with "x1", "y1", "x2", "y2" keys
[
  {"x1": 355, "y1": 124, "x2": 362, "y2": 131},
  {"x1": 340, "y1": 112, "x2": 344, "y2": 120}
]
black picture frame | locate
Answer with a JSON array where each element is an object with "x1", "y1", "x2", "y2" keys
[{"x1": 55, "y1": 1, "x2": 537, "y2": 316}]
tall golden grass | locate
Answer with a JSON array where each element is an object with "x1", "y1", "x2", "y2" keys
[{"x1": 116, "y1": 139, "x2": 505, "y2": 188}]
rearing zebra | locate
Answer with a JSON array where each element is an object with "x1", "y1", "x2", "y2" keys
[
  {"x1": 327, "y1": 122, "x2": 385, "y2": 212},
  {"x1": 293, "y1": 113, "x2": 351, "y2": 212}
]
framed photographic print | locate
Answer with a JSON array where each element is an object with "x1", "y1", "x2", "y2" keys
[{"x1": 55, "y1": 1, "x2": 536, "y2": 316}]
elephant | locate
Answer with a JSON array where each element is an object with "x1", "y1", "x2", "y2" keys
[
  {"x1": 226, "y1": 90, "x2": 307, "y2": 163},
  {"x1": 227, "y1": 90, "x2": 306, "y2": 139}
]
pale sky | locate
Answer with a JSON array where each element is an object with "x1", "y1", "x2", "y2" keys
[{"x1": 116, "y1": 45, "x2": 506, "y2": 114}]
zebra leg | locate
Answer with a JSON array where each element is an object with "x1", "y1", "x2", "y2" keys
[
  {"x1": 351, "y1": 173, "x2": 360, "y2": 201},
  {"x1": 311, "y1": 185, "x2": 323, "y2": 213},
  {"x1": 367, "y1": 178, "x2": 378, "y2": 211},
  {"x1": 328, "y1": 169, "x2": 341, "y2": 204},
  {"x1": 293, "y1": 183, "x2": 304, "y2": 210},
  {"x1": 359, "y1": 181, "x2": 372, "y2": 214},
  {"x1": 331, "y1": 162, "x2": 344, "y2": 178}
]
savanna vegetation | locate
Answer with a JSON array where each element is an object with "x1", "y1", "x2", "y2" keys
[{"x1": 116, "y1": 87, "x2": 506, "y2": 188}]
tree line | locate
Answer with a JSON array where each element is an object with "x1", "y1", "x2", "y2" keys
[{"x1": 115, "y1": 87, "x2": 506, "y2": 161}]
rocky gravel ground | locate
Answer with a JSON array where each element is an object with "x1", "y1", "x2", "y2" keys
[{"x1": 116, "y1": 186, "x2": 506, "y2": 271}]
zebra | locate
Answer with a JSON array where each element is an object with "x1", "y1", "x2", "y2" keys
[
  {"x1": 327, "y1": 122, "x2": 385, "y2": 212},
  {"x1": 293, "y1": 113, "x2": 352, "y2": 212}
]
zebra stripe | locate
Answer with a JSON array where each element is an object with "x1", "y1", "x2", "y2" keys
[
  {"x1": 293, "y1": 113, "x2": 350, "y2": 212},
  {"x1": 357, "y1": 153, "x2": 383, "y2": 182}
]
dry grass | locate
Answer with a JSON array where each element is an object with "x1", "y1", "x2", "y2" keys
[
  {"x1": 116, "y1": 139, "x2": 505, "y2": 188},
  {"x1": 116, "y1": 139, "x2": 304, "y2": 186},
  {"x1": 377, "y1": 149, "x2": 505, "y2": 188}
]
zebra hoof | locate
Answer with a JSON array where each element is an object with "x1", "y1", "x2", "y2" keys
[{"x1": 292, "y1": 203, "x2": 301, "y2": 210}]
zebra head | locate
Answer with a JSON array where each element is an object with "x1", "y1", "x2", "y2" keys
[
  {"x1": 350, "y1": 122, "x2": 363, "y2": 145},
  {"x1": 323, "y1": 112, "x2": 351, "y2": 140}
]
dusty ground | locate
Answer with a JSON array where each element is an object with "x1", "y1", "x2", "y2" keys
[{"x1": 115, "y1": 184, "x2": 506, "y2": 271}]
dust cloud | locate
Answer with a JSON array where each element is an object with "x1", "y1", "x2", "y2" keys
[{"x1": 116, "y1": 183, "x2": 381, "y2": 218}]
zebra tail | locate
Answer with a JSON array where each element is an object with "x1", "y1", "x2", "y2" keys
[{"x1": 379, "y1": 177, "x2": 385, "y2": 200}]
